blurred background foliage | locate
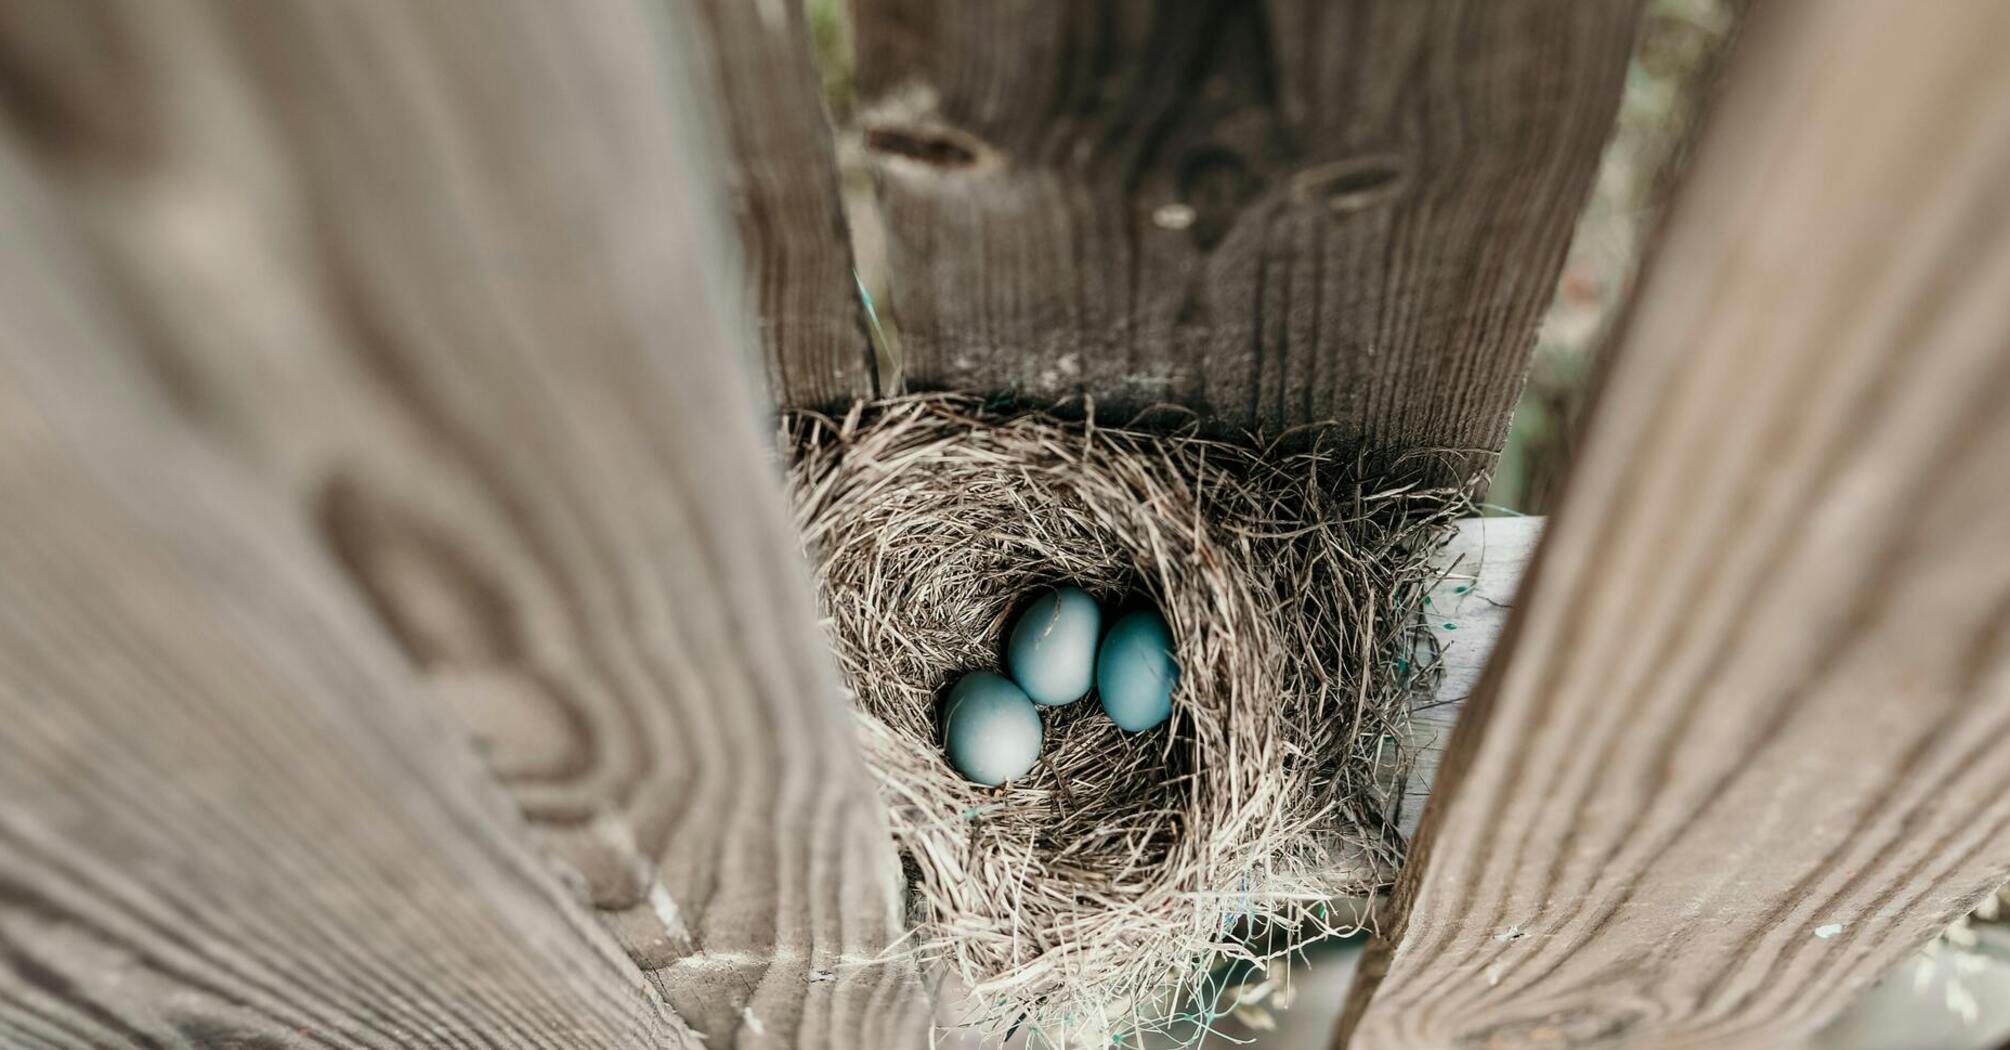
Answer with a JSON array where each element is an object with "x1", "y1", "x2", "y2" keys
[{"x1": 1490, "y1": 0, "x2": 1738, "y2": 514}]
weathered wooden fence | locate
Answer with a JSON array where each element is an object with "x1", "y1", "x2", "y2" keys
[
  {"x1": 0, "y1": 1, "x2": 917, "y2": 1046},
  {"x1": 1339, "y1": 2, "x2": 2010, "y2": 1045},
  {"x1": 843, "y1": 0, "x2": 1636, "y2": 463},
  {"x1": 0, "y1": 1, "x2": 2006, "y2": 1049}
]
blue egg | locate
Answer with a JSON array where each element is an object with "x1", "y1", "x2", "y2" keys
[
  {"x1": 1096, "y1": 609, "x2": 1177, "y2": 731},
  {"x1": 942, "y1": 671, "x2": 1043, "y2": 786},
  {"x1": 1007, "y1": 587, "x2": 1102, "y2": 706}
]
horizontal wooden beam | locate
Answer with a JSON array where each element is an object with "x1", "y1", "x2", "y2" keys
[
  {"x1": 851, "y1": 0, "x2": 1640, "y2": 474},
  {"x1": 1340, "y1": 1, "x2": 2010, "y2": 1045}
]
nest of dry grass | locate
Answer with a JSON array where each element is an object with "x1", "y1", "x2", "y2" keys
[{"x1": 782, "y1": 395, "x2": 1467, "y2": 1040}]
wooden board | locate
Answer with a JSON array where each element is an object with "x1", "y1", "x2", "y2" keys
[
  {"x1": 0, "y1": 1, "x2": 926, "y2": 1045},
  {"x1": 689, "y1": 0, "x2": 877, "y2": 409},
  {"x1": 1391, "y1": 516, "x2": 1545, "y2": 844},
  {"x1": 0, "y1": 100, "x2": 696, "y2": 1050},
  {"x1": 1338, "y1": 1, "x2": 2010, "y2": 1046},
  {"x1": 850, "y1": 0, "x2": 1640, "y2": 470}
]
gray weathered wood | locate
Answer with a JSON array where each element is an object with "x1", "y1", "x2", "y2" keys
[
  {"x1": 0, "y1": 1, "x2": 927, "y2": 1045},
  {"x1": 0, "y1": 105, "x2": 697, "y2": 1050},
  {"x1": 1339, "y1": 1, "x2": 2010, "y2": 1045},
  {"x1": 689, "y1": 0, "x2": 877, "y2": 409},
  {"x1": 851, "y1": 0, "x2": 1640, "y2": 473},
  {"x1": 1393, "y1": 516, "x2": 1545, "y2": 844}
]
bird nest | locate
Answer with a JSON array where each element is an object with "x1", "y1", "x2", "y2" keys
[{"x1": 782, "y1": 395, "x2": 1467, "y2": 1040}]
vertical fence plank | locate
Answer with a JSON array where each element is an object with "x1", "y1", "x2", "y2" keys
[
  {"x1": 1339, "y1": 2, "x2": 2010, "y2": 1046},
  {"x1": 852, "y1": 0, "x2": 1638, "y2": 472},
  {"x1": 0, "y1": 97, "x2": 696, "y2": 1050},
  {"x1": 690, "y1": 0, "x2": 877, "y2": 409},
  {"x1": 0, "y1": 0, "x2": 927, "y2": 1045}
]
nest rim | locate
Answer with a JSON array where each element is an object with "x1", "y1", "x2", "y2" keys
[{"x1": 784, "y1": 394, "x2": 1468, "y2": 1040}]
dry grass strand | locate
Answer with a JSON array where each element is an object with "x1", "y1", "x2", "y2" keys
[{"x1": 782, "y1": 395, "x2": 1467, "y2": 1038}]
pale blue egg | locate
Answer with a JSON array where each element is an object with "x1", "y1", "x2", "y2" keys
[
  {"x1": 1007, "y1": 587, "x2": 1101, "y2": 706},
  {"x1": 942, "y1": 671, "x2": 1043, "y2": 786},
  {"x1": 1096, "y1": 609, "x2": 1177, "y2": 731}
]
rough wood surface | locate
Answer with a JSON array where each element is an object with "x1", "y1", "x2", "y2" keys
[
  {"x1": 0, "y1": 106, "x2": 696, "y2": 1050},
  {"x1": 0, "y1": 1, "x2": 926, "y2": 1046},
  {"x1": 1339, "y1": 2, "x2": 2010, "y2": 1046},
  {"x1": 851, "y1": 0, "x2": 1639, "y2": 469},
  {"x1": 690, "y1": 0, "x2": 876, "y2": 409}
]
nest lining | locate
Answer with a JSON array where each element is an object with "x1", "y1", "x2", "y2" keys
[{"x1": 783, "y1": 395, "x2": 1467, "y2": 1038}]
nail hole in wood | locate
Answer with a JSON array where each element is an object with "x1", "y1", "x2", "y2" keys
[
  {"x1": 863, "y1": 123, "x2": 989, "y2": 170},
  {"x1": 1291, "y1": 153, "x2": 1410, "y2": 213},
  {"x1": 1175, "y1": 146, "x2": 1261, "y2": 250}
]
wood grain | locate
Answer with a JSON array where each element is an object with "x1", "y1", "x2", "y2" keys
[
  {"x1": 1389, "y1": 516, "x2": 1545, "y2": 845},
  {"x1": 851, "y1": 0, "x2": 1639, "y2": 471},
  {"x1": 0, "y1": 102, "x2": 696, "y2": 1050},
  {"x1": 1339, "y1": 2, "x2": 2010, "y2": 1046},
  {"x1": 0, "y1": 1, "x2": 927, "y2": 1045},
  {"x1": 689, "y1": 0, "x2": 877, "y2": 409}
]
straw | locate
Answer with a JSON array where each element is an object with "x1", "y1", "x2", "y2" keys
[{"x1": 782, "y1": 394, "x2": 1468, "y2": 1038}]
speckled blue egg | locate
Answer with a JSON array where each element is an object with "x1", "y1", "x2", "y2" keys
[
  {"x1": 942, "y1": 671, "x2": 1043, "y2": 786},
  {"x1": 1006, "y1": 587, "x2": 1101, "y2": 706},
  {"x1": 1096, "y1": 609, "x2": 1177, "y2": 732}
]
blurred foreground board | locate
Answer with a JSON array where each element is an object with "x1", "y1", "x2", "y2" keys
[
  {"x1": 1340, "y1": 1, "x2": 2010, "y2": 1047},
  {"x1": 0, "y1": 0, "x2": 923, "y2": 1046},
  {"x1": 0, "y1": 119, "x2": 696, "y2": 1050}
]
